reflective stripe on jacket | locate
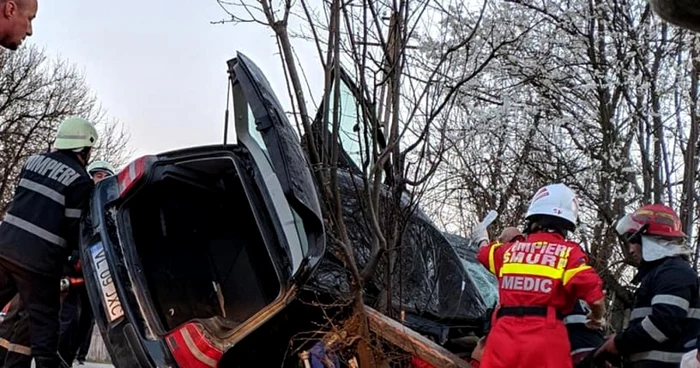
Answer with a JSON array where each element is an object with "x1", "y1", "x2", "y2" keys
[
  {"x1": 615, "y1": 256, "x2": 700, "y2": 367},
  {"x1": 564, "y1": 299, "x2": 604, "y2": 356},
  {"x1": 477, "y1": 231, "x2": 605, "y2": 311},
  {"x1": 0, "y1": 151, "x2": 93, "y2": 276}
]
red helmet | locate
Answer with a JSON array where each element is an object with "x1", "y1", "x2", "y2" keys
[{"x1": 615, "y1": 204, "x2": 686, "y2": 239}]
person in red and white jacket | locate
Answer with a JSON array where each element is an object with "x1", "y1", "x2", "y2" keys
[{"x1": 476, "y1": 183, "x2": 606, "y2": 368}]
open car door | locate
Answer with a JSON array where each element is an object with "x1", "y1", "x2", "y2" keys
[{"x1": 228, "y1": 52, "x2": 325, "y2": 289}]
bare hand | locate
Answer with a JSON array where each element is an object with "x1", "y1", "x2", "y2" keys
[{"x1": 586, "y1": 314, "x2": 605, "y2": 330}]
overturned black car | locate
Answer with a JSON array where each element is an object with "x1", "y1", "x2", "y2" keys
[{"x1": 79, "y1": 52, "x2": 496, "y2": 367}]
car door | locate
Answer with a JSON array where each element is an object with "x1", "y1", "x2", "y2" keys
[
  {"x1": 79, "y1": 177, "x2": 155, "y2": 367},
  {"x1": 227, "y1": 52, "x2": 325, "y2": 287}
]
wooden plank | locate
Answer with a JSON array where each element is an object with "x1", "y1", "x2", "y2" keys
[
  {"x1": 365, "y1": 306, "x2": 471, "y2": 368},
  {"x1": 86, "y1": 324, "x2": 112, "y2": 363}
]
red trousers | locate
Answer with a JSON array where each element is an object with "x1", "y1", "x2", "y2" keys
[
  {"x1": 480, "y1": 316, "x2": 572, "y2": 368},
  {"x1": 410, "y1": 356, "x2": 435, "y2": 368}
]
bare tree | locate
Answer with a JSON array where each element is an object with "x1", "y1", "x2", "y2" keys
[
  {"x1": 421, "y1": 0, "x2": 700, "y2": 332},
  {"x1": 90, "y1": 116, "x2": 133, "y2": 169},
  {"x1": 0, "y1": 45, "x2": 132, "y2": 214},
  {"x1": 213, "y1": 0, "x2": 526, "y2": 364}
]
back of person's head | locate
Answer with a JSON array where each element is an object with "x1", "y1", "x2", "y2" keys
[
  {"x1": 498, "y1": 227, "x2": 523, "y2": 243},
  {"x1": 524, "y1": 183, "x2": 579, "y2": 237}
]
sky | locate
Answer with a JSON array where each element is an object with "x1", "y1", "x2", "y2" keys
[{"x1": 28, "y1": 0, "x2": 324, "y2": 162}]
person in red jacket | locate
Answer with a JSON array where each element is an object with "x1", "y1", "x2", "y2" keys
[{"x1": 476, "y1": 183, "x2": 607, "y2": 368}]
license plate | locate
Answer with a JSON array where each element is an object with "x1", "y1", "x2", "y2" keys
[{"x1": 90, "y1": 242, "x2": 124, "y2": 322}]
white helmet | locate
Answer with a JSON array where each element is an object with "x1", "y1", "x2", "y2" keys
[
  {"x1": 525, "y1": 183, "x2": 579, "y2": 230},
  {"x1": 54, "y1": 117, "x2": 99, "y2": 150},
  {"x1": 87, "y1": 160, "x2": 116, "y2": 176}
]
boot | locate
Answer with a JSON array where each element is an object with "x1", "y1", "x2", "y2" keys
[{"x1": 33, "y1": 355, "x2": 63, "y2": 368}]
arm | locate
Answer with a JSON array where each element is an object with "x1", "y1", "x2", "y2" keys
[
  {"x1": 563, "y1": 246, "x2": 606, "y2": 308},
  {"x1": 477, "y1": 241, "x2": 503, "y2": 275},
  {"x1": 614, "y1": 266, "x2": 696, "y2": 355},
  {"x1": 63, "y1": 177, "x2": 94, "y2": 250},
  {"x1": 562, "y1": 247, "x2": 606, "y2": 329},
  {"x1": 587, "y1": 298, "x2": 606, "y2": 321}
]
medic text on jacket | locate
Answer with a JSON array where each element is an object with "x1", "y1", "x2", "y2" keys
[{"x1": 475, "y1": 232, "x2": 605, "y2": 368}]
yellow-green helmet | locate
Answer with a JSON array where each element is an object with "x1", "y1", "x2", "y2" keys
[
  {"x1": 87, "y1": 160, "x2": 116, "y2": 176},
  {"x1": 54, "y1": 117, "x2": 99, "y2": 150}
]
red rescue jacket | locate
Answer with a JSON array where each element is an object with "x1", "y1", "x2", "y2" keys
[
  {"x1": 477, "y1": 231, "x2": 604, "y2": 314},
  {"x1": 410, "y1": 356, "x2": 435, "y2": 368}
]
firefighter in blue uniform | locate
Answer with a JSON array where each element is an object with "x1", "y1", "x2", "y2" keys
[
  {"x1": 595, "y1": 204, "x2": 700, "y2": 367},
  {"x1": 57, "y1": 249, "x2": 89, "y2": 366},
  {"x1": 0, "y1": 160, "x2": 113, "y2": 368},
  {"x1": 0, "y1": 251, "x2": 88, "y2": 367},
  {"x1": 0, "y1": 117, "x2": 97, "y2": 368},
  {"x1": 59, "y1": 160, "x2": 115, "y2": 366},
  {"x1": 566, "y1": 299, "x2": 605, "y2": 365},
  {"x1": 562, "y1": 240, "x2": 605, "y2": 365},
  {"x1": 0, "y1": 162, "x2": 115, "y2": 367}
]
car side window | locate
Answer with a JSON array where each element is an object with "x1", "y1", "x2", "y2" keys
[
  {"x1": 327, "y1": 80, "x2": 363, "y2": 169},
  {"x1": 233, "y1": 81, "x2": 272, "y2": 161},
  {"x1": 246, "y1": 103, "x2": 270, "y2": 158},
  {"x1": 232, "y1": 81, "x2": 310, "y2": 258}
]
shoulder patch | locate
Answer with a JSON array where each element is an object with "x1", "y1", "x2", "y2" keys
[{"x1": 573, "y1": 256, "x2": 587, "y2": 267}]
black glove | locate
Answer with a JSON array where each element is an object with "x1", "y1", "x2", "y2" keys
[
  {"x1": 479, "y1": 303, "x2": 496, "y2": 338},
  {"x1": 575, "y1": 348, "x2": 621, "y2": 368}
]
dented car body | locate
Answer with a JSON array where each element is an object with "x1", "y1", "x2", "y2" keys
[
  {"x1": 79, "y1": 53, "x2": 325, "y2": 367},
  {"x1": 80, "y1": 53, "x2": 495, "y2": 367}
]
